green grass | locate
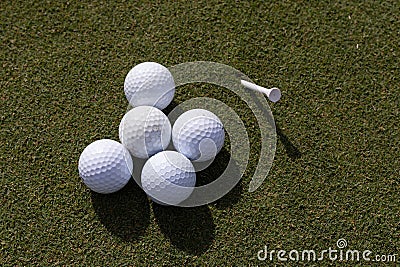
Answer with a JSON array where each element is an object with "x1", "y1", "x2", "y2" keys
[{"x1": 1, "y1": 0, "x2": 399, "y2": 265}]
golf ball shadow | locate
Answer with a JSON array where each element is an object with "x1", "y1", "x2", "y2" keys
[
  {"x1": 152, "y1": 203, "x2": 215, "y2": 255},
  {"x1": 90, "y1": 179, "x2": 150, "y2": 242},
  {"x1": 194, "y1": 146, "x2": 243, "y2": 209}
]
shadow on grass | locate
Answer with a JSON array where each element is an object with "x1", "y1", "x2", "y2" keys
[
  {"x1": 195, "y1": 147, "x2": 244, "y2": 209},
  {"x1": 195, "y1": 147, "x2": 231, "y2": 186},
  {"x1": 213, "y1": 177, "x2": 243, "y2": 209},
  {"x1": 91, "y1": 179, "x2": 150, "y2": 242},
  {"x1": 276, "y1": 123, "x2": 301, "y2": 160},
  {"x1": 162, "y1": 99, "x2": 180, "y2": 116},
  {"x1": 152, "y1": 148, "x2": 242, "y2": 255},
  {"x1": 153, "y1": 203, "x2": 215, "y2": 255}
]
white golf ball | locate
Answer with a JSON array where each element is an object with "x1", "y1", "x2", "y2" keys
[
  {"x1": 78, "y1": 139, "x2": 133, "y2": 194},
  {"x1": 119, "y1": 106, "x2": 171, "y2": 159},
  {"x1": 172, "y1": 109, "x2": 225, "y2": 162},
  {"x1": 124, "y1": 62, "x2": 175, "y2": 110},
  {"x1": 141, "y1": 151, "x2": 196, "y2": 205}
]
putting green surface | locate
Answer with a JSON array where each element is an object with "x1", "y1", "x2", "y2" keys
[{"x1": 1, "y1": 1, "x2": 399, "y2": 265}]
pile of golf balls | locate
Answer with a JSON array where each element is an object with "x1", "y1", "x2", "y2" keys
[{"x1": 78, "y1": 62, "x2": 225, "y2": 206}]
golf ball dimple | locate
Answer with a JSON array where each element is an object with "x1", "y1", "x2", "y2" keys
[
  {"x1": 172, "y1": 109, "x2": 225, "y2": 162},
  {"x1": 119, "y1": 106, "x2": 171, "y2": 159},
  {"x1": 141, "y1": 151, "x2": 196, "y2": 205},
  {"x1": 78, "y1": 139, "x2": 133, "y2": 194},
  {"x1": 124, "y1": 62, "x2": 175, "y2": 110}
]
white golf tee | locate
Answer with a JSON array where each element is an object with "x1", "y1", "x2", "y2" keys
[{"x1": 241, "y1": 80, "x2": 281, "y2": 103}]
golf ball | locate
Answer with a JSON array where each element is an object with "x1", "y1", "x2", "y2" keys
[
  {"x1": 78, "y1": 139, "x2": 133, "y2": 194},
  {"x1": 141, "y1": 151, "x2": 196, "y2": 205},
  {"x1": 124, "y1": 62, "x2": 175, "y2": 110},
  {"x1": 172, "y1": 109, "x2": 225, "y2": 162},
  {"x1": 119, "y1": 106, "x2": 171, "y2": 159}
]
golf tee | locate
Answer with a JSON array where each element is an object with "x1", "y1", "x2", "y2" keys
[{"x1": 241, "y1": 80, "x2": 281, "y2": 103}]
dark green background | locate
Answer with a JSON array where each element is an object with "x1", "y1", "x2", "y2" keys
[{"x1": 1, "y1": 1, "x2": 399, "y2": 265}]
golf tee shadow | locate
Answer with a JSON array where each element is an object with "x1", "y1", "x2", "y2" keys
[{"x1": 276, "y1": 123, "x2": 302, "y2": 160}]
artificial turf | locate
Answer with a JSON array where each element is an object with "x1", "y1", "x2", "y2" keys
[{"x1": 1, "y1": 0, "x2": 399, "y2": 265}]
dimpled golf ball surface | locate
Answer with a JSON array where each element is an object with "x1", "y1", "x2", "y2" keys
[
  {"x1": 119, "y1": 106, "x2": 171, "y2": 159},
  {"x1": 172, "y1": 109, "x2": 225, "y2": 162},
  {"x1": 124, "y1": 62, "x2": 175, "y2": 110},
  {"x1": 141, "y1": 151, "x2": 196, "y2": 205},
  {"x1": 78, "y1": 139, "x2": 133, "y2": 194}
]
